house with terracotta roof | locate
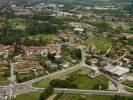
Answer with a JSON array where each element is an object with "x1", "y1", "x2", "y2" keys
[
  {"x1": 0, "y1": 61, "x2": 9, "y2": 76},
  {"x1": 46, "y1": 43, "x2": 61, "y2": 54},
  {"x1": 23, "y1": 46, "x2": 48, "y2": 56},
  {"x1": 0, "y1": 45, "x2": 10, "y2": 58},
  {"x1": 14, "y1": 56, "x2": 43, "y2": 75},
  {"x1": 22, "y1": 43, "x2": 61, "y2": 56}
]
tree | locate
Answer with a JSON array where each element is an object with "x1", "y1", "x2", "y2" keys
[
  {"x1": 1, "y1": 21, "x2": 13, "y2": 34},
  {"x1": 47, "y1": 53, "x2": 55, "y2": 61},
  {"x1": 93, "y1": 80, "x2": 108, "y2": 90},
  {"x1": 39, "y1": 87, "x2": 53, "y2": 100},
  {"x1": 53, "y1": 92, "x2": 64, "y2": 100},
  {"x1": 70, "y1": 48, "x2": 82, "y2": 60},
  {"x1": 50, "y1": 79, "x2": 77, "y2": 88},
  {"x1": 114, "y1": 26, "x2": 124, "y2": 34},
  {"x1": 26, "y1": 21, "x2": 57, "y2": 35},
  {"x1": 111, "y1": 95, "x2": 129, "y2": 100}
]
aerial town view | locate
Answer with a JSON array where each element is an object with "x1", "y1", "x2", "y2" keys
[{"x1": 0, "y1": 0, "x2": 132, "y2": 100}]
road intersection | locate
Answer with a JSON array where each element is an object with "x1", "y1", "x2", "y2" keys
[{"x1": 0, "y1": 49, "x2": 132, "y2": 99}]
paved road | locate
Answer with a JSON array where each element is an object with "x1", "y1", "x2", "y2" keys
[
  {"x1": 116, "y1": 51, "x2": 128, "y2": 61},
  {"x1": 0, "y1": 96, "x2": 3, "y2": 100},
  {"x1": 14, "y1": 48, "x2": 96, "y2": 95},
  {"x1": 111, "y1": 51, "x2": 128, "y2": 63},
  {"x1": 15, "y1": 64, "x2": 82, "y2": 95},
  {"x1": 54, "y1": 88, "x2": 133, "y2": 96},
  {"x1": 1, "y1": 49, "x2": 133, "y2": 98},
  {"x1": 30, "y1": 88, "x2": 133, "y2": 96},
  {"x1": 14, "y1": 48, "x2": 87, "y2": 95},
  {"x1": 102, "y1": 46, "x2": 112, "y2": 57}
]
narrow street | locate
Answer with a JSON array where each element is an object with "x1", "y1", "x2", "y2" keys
[{"x1": 0, "y1": 49, "x2": 132, "y2": 99}]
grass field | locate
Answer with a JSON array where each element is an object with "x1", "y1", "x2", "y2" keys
[
  {"x1": 71, "y1": 74, "x2": 109, "y2": 89},
  {"x1": 32, "y1": 67, "x2": 109, "y2": 90},
  {"x1": 125, "y1": 87, "x2": 133, "y2": 93},
  {"x1": 123, "y1": 80, "x2": 133, "y2": 88},
  {"x1": 108, "y1": 21, "x2": 129, "y2": 30},
  {"x1": 9, "y1": 18, "x2": 29, "y2": 30},
  {"x1": 30, "y1": 34, "x2": 59, "y2": 40},
  {"x1": 0, "y1": 80, "x2": 9, "y2": 86},
  {"x1": 0, "y1": 77, "x2": 9, "y2": 86},
  {"x1": 14, "y1": 92, "x2": 41, "y2": 100},
  {"x1": 15, "y1": 92, "x2": 132, "y2": 100},
  {"x1": 60, "y1": 94, "x2": 113, "y2": 100},
  {"x1": 82, "y1": 37, "x2": 112, "y2": 53},
  {"x1": 32, "y1": 68, "x2": 89, "y2": 88}
]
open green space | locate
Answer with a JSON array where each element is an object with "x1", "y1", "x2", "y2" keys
[
  {"x1": 125, "y1": 87, "x2": 133, "y2": 93},
  {"x1": 123, "y1": 80, "x2": 133, "y2": 88},
  {"x1": 16, "y1": 73, "x2": 35, "y2": 83},
  {"x1": 32, "y1": 68, "x2": 90, "y2": 88},
  {"x1": 70, "y1": 74, "x2": 109, "y2": 89},
  {"x1": 32, "y1": 67, "x2": 109, "y2": 90},
  {"x1": 0, "y1": 80, "x2": 9, "y2": 86},
  {"x1": 30, "y1": 34, "x2": 59, "y2": 41},
  {"x1": 9, "y1": 18, "x2": 29, "y2": 30},
  {"x1": 14, "y1": 92, "x2": 41, "y2": 100},
  {"x1": 9, "y1": 18, "x2": 29, "y2": 26},
  {"x1": 0, "y1": 77, "x2": 9, "y2": 86},
  {"x1": 60, "y1": 94, "x2": 113, "y2": 100},
  {"x1": 108, "y1": 21, "x2": 130, "y2": 30},
  {"x1": 15, "y1": 92, "x2": 133, "y2": 100},
  {"x1": 82, "y1": 37, "x2": 112, "y2": 53}
]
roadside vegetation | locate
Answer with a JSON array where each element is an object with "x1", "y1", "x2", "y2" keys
[
  {"x1": 33, "y1": 67, "x2": 109, "y2": 90},
  {"x1": 123, "y1": 80, "x2": 133, "y2": 88},
  {"x1": 14, "y1": 92, "x2": 133, "y2": 100},
  {"x1": 14, "y1": 92, "x2": 41, "y2": 100}
]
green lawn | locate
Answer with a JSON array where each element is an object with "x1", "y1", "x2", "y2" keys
[
  {"x1": 108, "y1": 21, "x2": 129, "y2": 30},
  {"x1": 93, "y1": 38, "x2": 112, "y2": 53},
  {"x1": 82, "y1": 37, "x2": 112, "y2": 53},
  {"x1": 0, "y1": 80, "x2": 9, "y2": 86},
  {"x1": 14, "y1": 92, "x2": 132, "y2": 100},
  {"x1": 31, "y1": 34, "x2": 59, "y2": 40},
  {"x1": 0, "y1": 77, "x2": 9, "y2": 86},
  {"x1": 32, "y1": 68, "x2": 109, "y2": 90},
  {"x1": 60, "y1": 94, "x2": 113, "y2": 100},
  {"x1": 14, "y1": 92, "x2": 41, "y2": 100},
  {"x1": 9, "y1": 18, "x2": 29, "y2": 26},
  {"x1": 125, "y1": 87, "x2": 133, "y2": 93},
  {"x1": 123, "y1": 80, "x2": 133, "y2": 88},
  {"x1": 32, "y1": 68, "x2": 90, "y2": 88},
  {"x1": 71, "y1": 74, "x2": 109, "y2": 89},
  {"x1": 9, "y1": 18, "x2": 29, "y2": 30}
]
